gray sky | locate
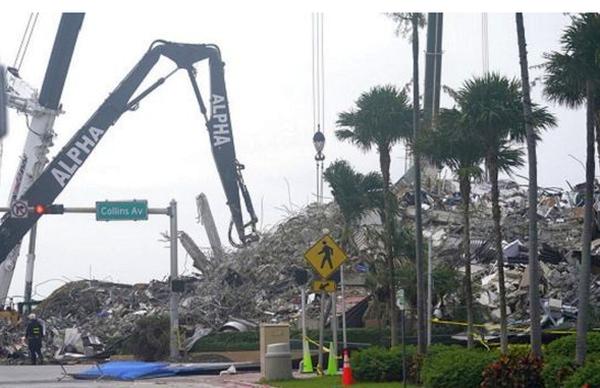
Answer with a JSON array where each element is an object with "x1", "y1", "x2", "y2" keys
[{"x1": 0, "y1": 12, "x2": 591, "y2": 300}]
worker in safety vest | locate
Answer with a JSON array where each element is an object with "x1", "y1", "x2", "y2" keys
[{"x1": 25, "y1": 313, "x2": 44, "y2": 365}]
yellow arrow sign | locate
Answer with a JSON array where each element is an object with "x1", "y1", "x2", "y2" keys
[
  {"x1": 304, "y1": 234, "x2": 348, "y2": 280},
  {"x1": 312, "y1": 280, "x2": 337, "y2": 293}
]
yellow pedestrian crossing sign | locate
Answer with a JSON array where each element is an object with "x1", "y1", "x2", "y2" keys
[
  {"x1": 312, "y1": 280, "x2": 337, "y2": 293},
  {"x1": 304, "y1": 234, "x2": 348, "y2": 280}
]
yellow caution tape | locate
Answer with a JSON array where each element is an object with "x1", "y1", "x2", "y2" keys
[
  {"x1": 304, "y1": 335, "x2": 330, "y2": 353},
  {"x1": 432, "y1": 318, "x2": 600, "y2": 338}
]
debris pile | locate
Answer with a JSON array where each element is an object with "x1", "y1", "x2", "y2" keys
[
  {"x1": 396, "y1": 177, "x2": 599, "y2": 333},
  {"x1": 1, "y1": 203, "x2": 348, "y2": 361},
  {"x1": 2, "y1": 177, "x2": 599, "y2": 359}
]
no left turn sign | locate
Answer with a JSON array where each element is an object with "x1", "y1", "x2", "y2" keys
[{"x1": 10, "y1": 200, "x2": 28, "y2": 218}]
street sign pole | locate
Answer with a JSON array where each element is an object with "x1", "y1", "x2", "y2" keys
[
  {"x1": 23, "y1": 223, "x2": 38, "y2": 313},
  {"x1": 301, "y1": 287, "x2": 307, "y2": 350},
  {"x1": 332, "y1": 289, "x2": 337, "y2": 371},
  {"x1": 169, "y1": 199, "x2": 179, "y2": 360},
  {"x1": 318, "y1": 290, "x2": 325, "y2": 375},
  {"x1": 341, "y1": 264, "x2": 347, "y2": 350},
  {"x1": 398, "y1": 288, "x2": 406, "y2": 388}
]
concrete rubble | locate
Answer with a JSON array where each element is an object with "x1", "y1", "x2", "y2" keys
[
  {"x1": 1, "y1": 203, "x2": 353, "y2": 362},
  {"x1": 394, "y1": 176, "x2": 600, "y2": 337},
  {"x1": 2, "y1": 177, "x2": 600, "y2": 360}
]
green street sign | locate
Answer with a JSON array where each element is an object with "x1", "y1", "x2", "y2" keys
[{"x1": 96, "y1": 200, "x2": 148, "y2": 221}]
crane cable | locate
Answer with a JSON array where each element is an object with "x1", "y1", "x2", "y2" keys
[
  {"x1": 312, "y1": 13, "x2": 325, "y2": 203},
  {"x1": 0, "y1": 13, "x2": 39, "y2": 188},
  {"x1": 13, "y1": 13, "x2": 39, "y2": 72}
]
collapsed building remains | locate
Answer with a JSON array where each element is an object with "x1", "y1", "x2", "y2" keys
[{"x1": 1, "y1": 177, "x2": 599, "y2": 360}]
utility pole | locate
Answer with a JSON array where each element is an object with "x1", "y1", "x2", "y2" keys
[{"x1": 0, "y1": 13, "x2": 84, "y2": 308}]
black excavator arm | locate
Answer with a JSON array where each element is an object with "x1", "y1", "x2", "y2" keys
[{"x1": 0, "y1": 41, "x2": 258, "y2": 262}]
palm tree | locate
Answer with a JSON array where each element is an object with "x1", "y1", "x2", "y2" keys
[
  {"x1": 336, "y1": 85, "x2": 412, "y2": 346},
  {"x1": 543, "y1": 13, "x2": 600, "y2": 365},
  {"x1": 516, "y1": 12, "x2": 542, "y2": 359},
  {"x1": 419, "y1": 107, "x2": 486, "y2": 349},
  {"x1": 323, "y1": 159, "x2": 384, "y2": 248},
  {"x1": 387, "y1": 11, "x2": 428, "y2": 354},
  {"x1": 451, "y1": 73, "x2": 556, "y2": 354}
]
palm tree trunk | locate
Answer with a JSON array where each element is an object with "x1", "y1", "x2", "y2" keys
[
  {"x1": 412, "y1": 13, "x2": 426, "y2": 355},
  {"x1": 489, "y1": 157, "x2": 508, "y2": 354},
  {"x1": 379, "y1": 149, "x2": 398, "y2": 347},
  {"x1": 516, "y1": 12, "x2": 542, "y2": 358},
  {"x1": 575, "y1": 81, "x2": 595, "y2": 366},
  {"x1": 459, "y1": 174, "x2": 474, "y2": 349}
]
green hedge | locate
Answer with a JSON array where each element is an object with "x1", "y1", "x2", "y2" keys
[
  {"x1": 190, "y1": 327, "x2": 395, "y2": 352},
  {"x1": 542, "y1": 355, "x2": 577, "y2": 388},
  {"x1": 191, "y1": 331, "x2": 260, "y2": 352},
  {"x1": 564, "y1": 361, "x2": 600, "y2": 388},
  {"x1": 546, "y1": 332, "x2": 600, "y2": 358},
  {"x1": 351, "y1": 346, "x2": 415, "y2": 382},
  {"x1": 422, "y1": 347, "x2": 498, "y2": 388}
]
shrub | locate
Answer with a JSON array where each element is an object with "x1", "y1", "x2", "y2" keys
[
  {"x1": 190, "y1": 330, "x2": 259, "y2": 352},
  {"x1": 563, "y1": 361, "x2": 600, "y2": 388},
  {"x1": 481, "y1": 354, "x2": 544, "y2": 388},
  {"x1": 192, "y1": 327, "x2": 394, "y2": 353},
  {"x1": 422, "y1": 347, "x2": 497, "y2": 388},
  {"x1": 128, "y1": 314, "x2": 170, "y2": 361},
  {"x1": 507, "y1": 344, "x2": 532, "y2": 358},
  {"x1": 546, "y1": 332, "x2": 600, "y2": 358},
  {"x1": 542, "y1": 355, "x2": 576, "y2": 388},
  {"x1": 351, "y1": 345, "x2": 413, "y2": 382}
]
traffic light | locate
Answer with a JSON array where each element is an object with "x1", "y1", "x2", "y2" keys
[{"x1": 33, "y1": 204, "x2": 64, "y2": 215}]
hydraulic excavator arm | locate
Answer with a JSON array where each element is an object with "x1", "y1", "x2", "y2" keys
[{"x1": 0, "y1": 41, "x2": 259, "y2": 262}]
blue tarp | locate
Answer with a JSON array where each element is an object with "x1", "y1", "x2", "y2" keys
[
  {"x1": 72, "y1": 361, "x2": 175, "y2": 380},
  {"x1": 72, "y1": 360, "x2": 259, "y2": 380}
]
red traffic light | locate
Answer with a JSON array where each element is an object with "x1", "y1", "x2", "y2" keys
[
  {"x1": 32, "y1": 204, "x2": 64, "y2": 215},
  {"x1": 34, "y1": 204, "x2": 46, "y2": 215}
]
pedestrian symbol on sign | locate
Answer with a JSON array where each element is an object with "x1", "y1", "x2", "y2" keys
[
  {"x1": 304, "y1": 234, "x2": 348, "y2": 280},
  {"x1": 319, "y1": 241, "x2": 334, "y2": 269}
]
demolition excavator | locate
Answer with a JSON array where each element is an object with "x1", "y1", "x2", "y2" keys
[{"x1": 0, "y1": 40, "x2": 259, "y2": 263}]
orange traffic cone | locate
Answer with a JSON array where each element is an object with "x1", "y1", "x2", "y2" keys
[{"x1": 341, "y1": 348, "x2": 354, "y2": 386}]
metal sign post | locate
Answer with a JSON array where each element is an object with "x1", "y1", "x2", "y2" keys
[
  {"x1": 169, "y1": 199, "x2": 179, "y2": 360},
  {"x1": 331, "y1": 289, "x2": 338, "y2": 371},
  {"x1": 397, "y1": 289, "x2": 406, "y2": 388},
  {"x1": 318, "y1": 290, "x2": 325, "y2": 375},
  {"x1": 341, "y1": 264, "x2": 347, "y2": 350},
  {"x1": 301, "y1": 287, "x2": 307, "y2": 351}
]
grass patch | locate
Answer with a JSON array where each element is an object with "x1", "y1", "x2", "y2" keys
[{"x1": 266, "y1": 375, "x2": 419, "y2": 387}]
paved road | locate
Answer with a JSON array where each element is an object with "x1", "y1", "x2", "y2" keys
[{"x1": 0, "y1": 365, "x2": 268, "y2": 387}]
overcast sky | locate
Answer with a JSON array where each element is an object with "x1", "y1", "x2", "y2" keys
[{"x1": 0, "y1": 11, "x2": 593, "y2": 301}]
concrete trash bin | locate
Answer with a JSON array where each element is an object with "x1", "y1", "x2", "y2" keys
[{"x1": 264, "y1": 342, "x2": 292, "y2": 380}]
